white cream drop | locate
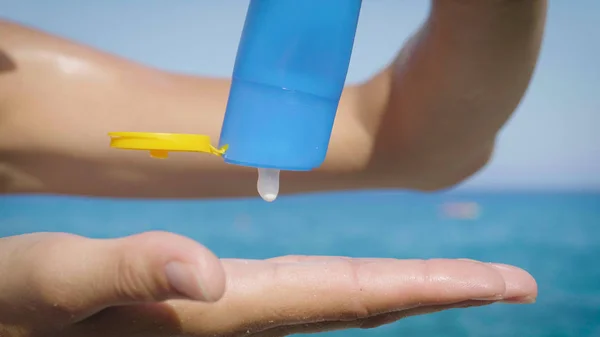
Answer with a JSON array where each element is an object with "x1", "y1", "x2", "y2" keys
[{"x1": 256, "y1": 168, "x2": 280, "y2": 202}]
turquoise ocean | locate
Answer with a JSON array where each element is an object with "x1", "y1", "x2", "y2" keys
[{"x1": 1, "y1": 191, "x2": 599, "y2": 336}]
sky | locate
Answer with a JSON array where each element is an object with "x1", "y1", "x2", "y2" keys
[{"x1": 1, "y1": 0, "x2": 598, "y2": 191}]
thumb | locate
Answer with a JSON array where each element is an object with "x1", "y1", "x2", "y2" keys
[{"x1": 3, "y1": 231, "x2": 226, "y2": 322}]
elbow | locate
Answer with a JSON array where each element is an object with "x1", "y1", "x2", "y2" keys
[
  {"x1": 410, "y1": 142, "x2": 495, "y2": 192},
  {"x1": 364, "y1": 138, "x2": 496, "y2": 192}
]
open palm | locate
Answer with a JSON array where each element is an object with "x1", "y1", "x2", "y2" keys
[{"x1": 0, "y1": 232, "x2": 537, "y2": 337}]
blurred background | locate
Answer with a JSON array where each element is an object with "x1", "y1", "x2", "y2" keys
[{"x1": 0, "y1": 0, "x2": 599, "y2": 336}]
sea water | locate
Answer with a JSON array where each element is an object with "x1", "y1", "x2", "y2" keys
[{"x1": 1, "y1": 191, "x2": 599, "y2": 336}]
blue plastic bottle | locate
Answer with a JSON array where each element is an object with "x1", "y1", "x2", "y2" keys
[{"x1": 219, "y1": 0, "x2": 362, "y2": 171}]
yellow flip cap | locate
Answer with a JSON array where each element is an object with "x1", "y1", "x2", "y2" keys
[{"x1": 108, "y1": 132, "x2": 228, "y2": 159}]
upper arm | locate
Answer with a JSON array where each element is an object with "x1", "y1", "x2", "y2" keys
[{"x1": 355, "y1": 1, "x2": 546, "y2": 190}]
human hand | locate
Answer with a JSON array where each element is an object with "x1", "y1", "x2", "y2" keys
[{"x1": 0, "y1": 231, "x2": 537, "y2": 337}]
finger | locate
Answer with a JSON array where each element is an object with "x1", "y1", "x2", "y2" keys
[
  {"x1": 268, "y1": 256, "x2": 538, "y2": 302},
  {"x1": 266, "y1": 255, "x2": 391, "y2": 264},
  {"x1": 266, "y1": 255, "x2": 344, "y2": 263},
  {"x1": 1, "y1": 231, "x2": 226, "y2": 323},
  {"x1": 254, "y1": 300, "x2": 494, "y2": 337},
  {"x1": 71, "y1": 257, "x2": 536, "y2": 337},
  {"x1": 178, "y1": 257, "x2": 536, "y2": 334}
]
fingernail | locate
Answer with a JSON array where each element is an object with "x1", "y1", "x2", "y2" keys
[
  {"x1": 490, "y1": 263, "x2": 538, "y2": 300},
  {"x1": 165, "y1": 261, "x2": 211, "y2": 301}
]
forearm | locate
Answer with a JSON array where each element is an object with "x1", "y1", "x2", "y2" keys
[
  {"x1": 362, "y1": 0, "x2": 547, "y2": 189},
  {"x1": 0, "y1": 20, "x2": 371, "y2": 198}
]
